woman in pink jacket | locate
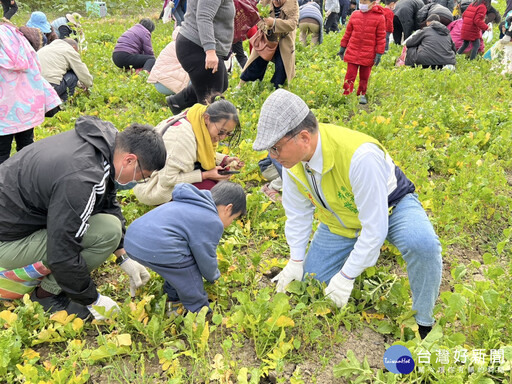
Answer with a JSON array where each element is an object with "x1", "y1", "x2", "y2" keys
[
  {"x1": 148, "y1": 27, "x2": 190, "y2": 96},
  {"x1": 0, "y1": 23, "x2": 61, "y2": 165},
  {"x1": 147, "y1": 27, "x2": 190, "y2": 96}
]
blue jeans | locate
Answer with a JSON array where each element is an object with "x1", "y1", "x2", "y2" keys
[
  {"x1": 303, "y1": 193, "x2": 442, "y2": 326},
  {"x1": 154, "y1": 82, "x2": 174, "y2": 95},
  {"x1": 173, "y1": 2, "x2": 186, "y2": 26}
]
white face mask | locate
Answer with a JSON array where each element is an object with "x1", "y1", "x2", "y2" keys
[{"x1": 359, "y1": 3, "x2": 370, "y2": 11}]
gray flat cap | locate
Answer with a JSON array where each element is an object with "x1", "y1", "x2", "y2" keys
[{"x1": 253, "y1": 89, "x2": 310, "y2": 151}]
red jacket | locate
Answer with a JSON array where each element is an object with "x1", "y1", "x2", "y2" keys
[
  {"x1": 382, "y1": 6, "x2": 395, "y2": 33},
  {"x1": 340, "y1": 6, "x2": 386, "y2": 67},
  {"x1": 460, "y1": 3, "x2": 488, "y2": 41}
]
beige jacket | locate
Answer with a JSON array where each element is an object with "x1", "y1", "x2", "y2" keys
[
  {"x1": 37, "y1": 39, "x2": 93, "y2": 87},
  {"x1": 147, "y1": 28, "x2": 190, "y2": 93},
  {"x1": 243, "y1": 0, "x2": 299, "y2": 83},
  {"x1": 133, "y1": 116, "x2": 226, "y2": 206}
]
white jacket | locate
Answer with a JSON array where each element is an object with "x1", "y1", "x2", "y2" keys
[
  {"x1": 133, "y1": 116, "x2": 225, "y2": 206},
  {"x1": 325, "y1": 0, "x2": 340, "y2": 13}
]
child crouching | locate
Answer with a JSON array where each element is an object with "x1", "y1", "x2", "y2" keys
[
  {"x1": 124, "y1": 182, "x2": 246, "y2": 315},
  {"x1": 338, "y1": 0, "x2": 386, "y2": 104}
]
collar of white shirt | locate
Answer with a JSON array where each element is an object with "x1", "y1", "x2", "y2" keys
[{"x1": 301, "y1": 131, "x2": 323, "y2": 175}]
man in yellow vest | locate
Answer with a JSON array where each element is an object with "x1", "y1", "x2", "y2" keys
[{"x1": 253, "y1": 89, "x2": 442, "y2": 339}]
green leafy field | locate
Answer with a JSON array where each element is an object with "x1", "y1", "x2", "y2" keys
[{"x1": 2, "y1": 3, "x2": 512, "y2": 383}]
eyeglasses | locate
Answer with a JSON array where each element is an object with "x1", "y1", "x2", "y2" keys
[
  {"x1": 268, "y1": 131, "x2": 300, "y2": 157},
  {"x1": 213, "y1": 122, "x2": 235, "y2": 138},
  {"x1": 136, "y1": 159, "x2": 148, "y2": 184}
]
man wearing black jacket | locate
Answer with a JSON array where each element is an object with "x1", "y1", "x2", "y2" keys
[{"x1": 0, "y1": 116, "x2": 166, "y2": 320}]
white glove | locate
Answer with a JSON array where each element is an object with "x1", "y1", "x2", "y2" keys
[
  {"x1": 87, "y1": 294, "x2": 120, "y2": 320},
  {"x1": 501, "y1": 35, "x2": 511, "y2": 43},
  {"x1": 271, "y1": 260, "x2": 304, "y2": 293},
  {"x1": 324, "y1": 272, "x2": 355, "y2": 308},
  {"x1": 120, "y1": 257, "x2": 151, "y2": 297}
]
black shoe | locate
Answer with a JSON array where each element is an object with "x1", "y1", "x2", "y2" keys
[
  {"x1": 418, "y1": 325, "x2": 432, "y2": 339},
  {"x1": 165, "y1": 95, "x2": 182, "y2": 115},
  {"x1": 30, "y1": 291, "x2": 91, "y2": 320}
]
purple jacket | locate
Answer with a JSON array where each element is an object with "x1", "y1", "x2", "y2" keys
[{"x1": 113, "y1": 24, "x2": 154, "y2": 55}]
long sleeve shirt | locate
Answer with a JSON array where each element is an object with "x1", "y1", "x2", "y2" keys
[
  {"x1": 37, "y1": 39, "x2": 93, "y2": 87},
  {"x1": 282, "y1": 136, "x2": 392, "y2": 278}
]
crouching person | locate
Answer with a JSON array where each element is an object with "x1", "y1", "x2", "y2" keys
[
  {"x1": 0, "y1": 117, "x2": 167, "y2": 320},
  {"x1": 253, "y1": 89, "x2": 442, "y2": 339},
  {"x1": 38, "y1": 38, "x2": 93, "y2": 102},
  {"x1": 124, "y1": 182, "x2": 246, "y2": 316}
]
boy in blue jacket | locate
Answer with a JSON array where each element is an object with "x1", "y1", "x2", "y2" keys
[{"x1": 124, "y1": 182, "x2": 246, "y2": 314}]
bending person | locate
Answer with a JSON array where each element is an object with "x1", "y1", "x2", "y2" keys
[
  {"x1": 147, "y1": 27, "x2": 190, "y2": 96},
  {"x1": 38, "y1": 38, "x2": 93, "y2": 102},
  {"x1": 238, "y1": 0, "x2": 299, "y2": 90},
  {"x1": 166, "y1": 0, "x2": 235, "y2": 114},
  {"x1": 253, "y1": 89, "x2": 442, "y2": 340},
  {"x1": 134, "y1": 97, "x2": 243, "y2": 206},
  {"x1": 0, "y1": 117, "x2": 167, "y2": 320},
  {"x1": 405, "y1": 14, "x2": 456, "y2": 68},
  {"x1": 112, "y1": 18, "x2": 156, "y2": 72}
]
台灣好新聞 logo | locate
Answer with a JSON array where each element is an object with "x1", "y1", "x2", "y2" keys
[{"x1": 384, "y1": 345, "x2": 415, "y2": 374}]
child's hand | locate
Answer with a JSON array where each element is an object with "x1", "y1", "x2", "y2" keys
[
  {"x1": 374, "y1": 53, "x2": 382, "y2": 66},
  {"x1": 337, "y1": 47, "x2": 346, "y2": 60}
]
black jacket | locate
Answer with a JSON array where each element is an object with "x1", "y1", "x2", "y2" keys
[
  {"x1": 417, "y1": 3, "x2": 453, "y2": 26},
  {"x1": 431, "y1": 0, "x2": 454, "y2": 13},
  {"x1": 405, "y1": 21, "x2": 456, "y2": 66},
  {"x1": 0, "y1": 116, "x2": 125, "y2": 305},
  {"x1": 394, "y1": 0, "x2": 426, "y2": 37}
]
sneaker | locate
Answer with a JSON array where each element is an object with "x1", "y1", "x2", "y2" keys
[
  {"x1": 165, "y1": 95, "x2": 182, "y2": 115},
  {"x1": 261, "y1": 183, "x2": 282, "y2": 202},
  {"x1": 30, "y1": 290, "x2": 91, "y2": 320},
  {"x1": 359, "y1": 95, "x2": 368, "y2": 105}
]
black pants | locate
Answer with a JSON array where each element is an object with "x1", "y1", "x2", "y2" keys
[
  {"x1": 112, "y1": 51, "x2": 156, "y2": 72},
  {"x1": 231, "y1": 41, "x2": 248, "y2": 69},
  {"x1": 1, "y1": 0, "x2": 17, "y2": 19},
  {"x1": 0, "y1": 129, "x2": 33, "y2": 165},
  {"x1": 393, "y1": 15, "x2": 404, "y2": 45},
  {"x1": 458, "y1": 39, "x2": 481, "y2": 60},
  {"x1": 172, "y1": 33, "x2": 229, "y2": 110},
  {"x1": 51, "y1": 70, "x2": 79, "y2": 102},
  {"x1": 339, "y1": 0, "x2": 350, "y2": 24},
  {"x1": 240, "y1": 46, "x2": 287, "y2": 89},
  {"x1": 324, "y1": 12, "x2": 339, "y2": 33}
]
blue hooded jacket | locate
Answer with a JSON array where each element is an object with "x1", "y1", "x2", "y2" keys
[{"x1": 124, "y1": 183, "x2": 223, "y2": 282}]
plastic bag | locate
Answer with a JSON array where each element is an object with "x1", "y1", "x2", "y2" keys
[
  {"x1": 482, "y1": 23, "x2": 493, "y2": 44},
  {"x1": 163, "y1": 1, "x2": 174, "y2": 24}
]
